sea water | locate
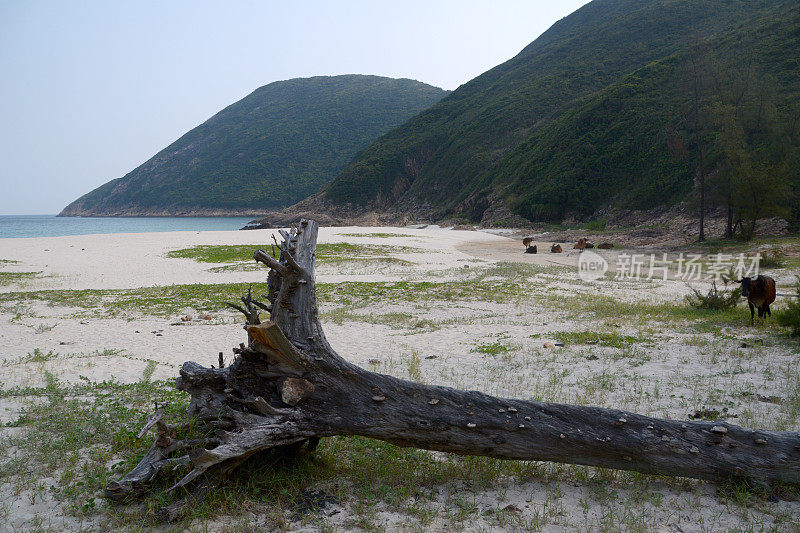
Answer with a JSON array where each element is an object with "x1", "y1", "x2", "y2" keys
[{"x1": 0, "y1": 215, "x2": 257, "y2": 238}]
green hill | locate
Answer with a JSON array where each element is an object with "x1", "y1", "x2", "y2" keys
[
  {"x1": 323, "y1": 0, "x2": 800, "y2": 224},
  {"x1": 60, "y1": 75, "x2": 447, "y2": 216}
]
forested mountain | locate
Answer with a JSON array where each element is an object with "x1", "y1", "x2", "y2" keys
[
  {"x1": 321, "y1": 0, "x2": 800, "y2": 226},
  {"x1": 60, "y1": 76, "x2": 447, "y2": 216}
]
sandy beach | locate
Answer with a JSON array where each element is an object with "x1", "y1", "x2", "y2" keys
[{"x1": 0, "y1": 226, "x2": 798, "y2": 531}]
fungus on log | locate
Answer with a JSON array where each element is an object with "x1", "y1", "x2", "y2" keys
[{"x1": 107, "y1": 219, "x2": 800, "y2": 521}]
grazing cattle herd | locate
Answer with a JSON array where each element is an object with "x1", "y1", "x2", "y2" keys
[
  {"x1": 520, "y1": 237, "x2": 780, "y2": 324},
  {"x1": 521, "y1": 238, "x2": 611, "y2": 254}
]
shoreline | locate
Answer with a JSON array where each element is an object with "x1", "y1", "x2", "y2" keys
[{"x1": 0, "y1": 215, "x2": 258, "y2": 240}]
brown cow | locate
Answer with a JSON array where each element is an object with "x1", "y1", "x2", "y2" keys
[
  {"x1": 522, "y1": 237, "x2": 537, "y2": 254},
  {"x1": 738, "y1": 275, "x2": 776, "y2": 324},
  {"x1": 573, "y1": 238, "x2": 588, "y2": 252},
  {"x1": 551, "y1": 244, "x2": 562, "y2": 253}
]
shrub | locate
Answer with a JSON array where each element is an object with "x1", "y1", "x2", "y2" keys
[
  {"x1": 759, "y1": 250, "x2": 785, "y2": 269},
  {"x1": 685, "y1": 281, "x2": 741, "y2": 311},
  {"x1": 586, "y1": 219, "x2": 607, "y2": 231},
  {"x1": 777, "y1": 278, "x2": 800, "y2": 336}
]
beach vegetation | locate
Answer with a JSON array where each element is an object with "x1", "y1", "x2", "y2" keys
[
  {"x1": 0, "y1": 271, "x2": 41, "y2": 285},
  {"x1": 586, "y1": 219, "x2": 607, "y2": 232},
  {"x1": 777, "y1": 278, "x2": 800, "y2": 337},
  {"x1": 166, "y1": 242, "x2": 426, "y2": 267},
  {"x1": 0, "y1": 268, "x2": 782, "y2": 339},
  {"x1": 556, "y1": 330, "x2": 644, "y2": 349},
  {"x1": 759, "y1": 251, "x2": 786, "y2": 269},
  {"x1": 166, "y1": 244, "x2": 265, "y2": 263},
  {"x1": 685, "y1": 281, "x2": 741, "y2": 311},
  {"x1": 33, "y1": 322, "x2": 57, "y2": 334},
  {"x1": 19, "y1": 348, "x2": 58, "y2": 363}
]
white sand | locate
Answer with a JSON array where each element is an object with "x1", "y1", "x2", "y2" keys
[
  {"x1": 0, "y1": 226, "x2": 797, "y2": 531},
  {"x1": 0, "y1": 226, "x2": 500, "y2": 291},
  {"x1": 0, "y1": 227, "x2": 507, "y2": 390}
]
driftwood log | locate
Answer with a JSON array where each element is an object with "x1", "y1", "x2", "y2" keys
[{"x1": 107, "y1": 219, "x2": 800, "y2": 520}]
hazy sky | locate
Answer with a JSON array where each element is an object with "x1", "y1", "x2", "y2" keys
[{"x1": 0, "y1": 0, "x2": 591, "y2": 215}]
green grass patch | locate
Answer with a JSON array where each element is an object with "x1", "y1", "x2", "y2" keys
[
  {"x1": 321, "y1": 309, "x2": 436, "y2": 330},
  {"x1": 320, "y1": 256, "x2": 416, "y2": 268},
  {"x1": 473, "y1": 342, "x2": 511, "y2": 356},
  {"x1": 166, "y1": 243, "x2": 426, "y2": 265},
  {"x1": 17, "y1": 348, "x2": 58, "y2": 363},
  {"x1": 556, "y1": 331, "x2": 643, "y2": 348},
  {"x1": 317, "y1": 279, "x2": 529, "y2": 308},
  {"x1": 0, "y1": 271, "x2": 41, "y2": 285},
  {"x1": 0, "y1": 277, "x2": 526, "y2": 320},
  {"x1": 207, "y1": 263, "x2": 265, "y2": 273},
  {"x1": 0, "y1": 283, "x2": 255, "y2": 318},
  {"x1": 0, "y1": 375, "x2": 189, "y2": 520},
  {"x1": 166, "y1": 244, "x2": 268, "y2": 263},
  {"x1": 0, "y1": 277, "x2": 525, "y2": 320}
]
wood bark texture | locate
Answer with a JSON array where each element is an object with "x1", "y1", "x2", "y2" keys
[{"x1": 107, "y1": 219, "x2": 800, "y2": 520}]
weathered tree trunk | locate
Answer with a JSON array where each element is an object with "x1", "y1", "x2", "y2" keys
[{"x1": 107, "y1": 219, "x2": 800, "y2": 521}]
